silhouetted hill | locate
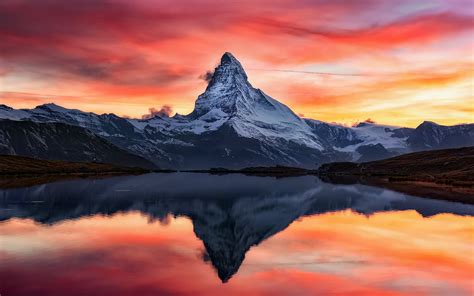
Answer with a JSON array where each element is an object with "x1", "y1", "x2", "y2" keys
[
  {"x1": 0, "y1": 119, "x2": 157, "y2": 169},
  {"x1": 319, "y1": 147, "x2": 474, "y2": 184},
  {"x1": 0, "y1": 155, "x2": 150, "y2": 175}
]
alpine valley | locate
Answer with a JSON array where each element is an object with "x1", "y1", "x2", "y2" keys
[{"x1": 1, "y1": 53, "x2": 473, "y2": 169}]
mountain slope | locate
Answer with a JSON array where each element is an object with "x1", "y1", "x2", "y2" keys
[
  {"x1": 0, "y1": 119, "x2": 157, "y2": 169},
  {"x1": 0, "y1": 155, "x2": 149, "y2": 175},
  {"x1": 189, "y1": 53, "x2": 325, "y2": 150},
  {"x1": 319, "y1": 146, "x2": 474, "y2": 182},
  {"x1": 407, "y1": 121, "x2": 474, "y2": 151}
]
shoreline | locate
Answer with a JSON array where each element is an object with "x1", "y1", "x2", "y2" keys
[{"x1": 1, "y1": 169, "x2": 472, "y2": 204}]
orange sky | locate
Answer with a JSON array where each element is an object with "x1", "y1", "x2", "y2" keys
[{"x1": 0, "y1": 0, "x2": 473, "y2": 127}]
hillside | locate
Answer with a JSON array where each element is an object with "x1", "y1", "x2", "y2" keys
[
  {"x1": 0, "y1": 155, "x2": 150, "y2": 175},
  {"x1": 0, "y1": 119, "x2": 157, "y2": 169},
  {"x1": 0, "y1": 155, "x2": 152, "y2": 189},
  {"x1": 318, "y1": 146, "x2": 474, "y2": 182}
]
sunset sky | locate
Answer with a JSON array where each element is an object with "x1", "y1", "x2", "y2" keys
[{"x1": 1, "y1": 0, "x2": 473, "y2": 127}]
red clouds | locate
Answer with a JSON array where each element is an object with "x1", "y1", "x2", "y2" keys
[{"x1": 0, "y1": 0, "x2": 472, "y2": 125}]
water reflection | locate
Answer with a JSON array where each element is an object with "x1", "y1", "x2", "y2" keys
[{"x1": 0, "y1": 173, "x2": 473, "y2": 295}]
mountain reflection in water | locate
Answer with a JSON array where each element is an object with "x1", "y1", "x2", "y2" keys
[{"x1": 0, "y1": 173, "x2": 473, "y2": 295}]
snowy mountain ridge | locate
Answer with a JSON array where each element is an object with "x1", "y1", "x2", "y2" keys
[{"x1": 1, "y1": 52, "x2": 473, "y2": 168}]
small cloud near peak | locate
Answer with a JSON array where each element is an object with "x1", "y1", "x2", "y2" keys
[
  {"x1": 199, "y1": 70, "x2": 214, "y2": 82},
  {"x1": 142, "y1": 105, "x2": 173, "y2": 119}
]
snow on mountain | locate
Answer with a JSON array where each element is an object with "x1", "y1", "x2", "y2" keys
[
  {"x1": 128, "y1": 53, "x2": 325, "y2": 150},
  {"x1": 130, "y1": 109, "x2": 229, "y2": 135},
  {"x1": 0, "y1": 119, "x2": 156, "y2": 169},
  {"x1": 195, "y1": 53, "x2": 324, "y2": 149},
  {"x1": 339, "y1": 122, "x2": 409, "y2": 151},
  {"x1": 408, "y1": 121, "x2": 474, "y2": 150},
  {"x1": 1, "y1": 52, "x2": 472, "y2": 168},
  {"x1": 0, "y1": 105, "x2": 31, "y2": 120}
]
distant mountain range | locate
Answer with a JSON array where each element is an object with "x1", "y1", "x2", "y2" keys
[{"x1": 1, "y1": 52, "x2": 473, "y2": 169}]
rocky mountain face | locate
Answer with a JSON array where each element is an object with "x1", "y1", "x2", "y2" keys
[
  {"x1": 0, "y1": 52, "x2": 472, "y2": 169},
  {"x1": 407, "y1": 121, "x2": 474, "y2": 150},
  {"x1": 0, "y1": 119, "x2": 156, "y2": 169}
]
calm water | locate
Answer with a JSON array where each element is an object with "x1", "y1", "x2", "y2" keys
[{"x1": 1, "y1": 173, "x2": 473, "y2": 296}]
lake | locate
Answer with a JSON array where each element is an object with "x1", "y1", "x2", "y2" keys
[{"x1": 1, "y1": 173, "x2": 473, "y2": 296}]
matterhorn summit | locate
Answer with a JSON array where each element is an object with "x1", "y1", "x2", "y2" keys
[
  {"x1": 207, "y1": 52, "x2": 248, "y2": 88},
  {"x1": 193, "y1": 52, "x2": 251, "y2": 117},
  {"x1": 190, "y1": 52, "x2": 325, "y2": 150}
]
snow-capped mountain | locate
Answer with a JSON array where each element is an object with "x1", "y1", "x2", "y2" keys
[
  {"x1": 189, "y1": 53, "x2": 325, "y2": 149},
  {"x1": 0, "y1": 52, "x2": 473, "y2": 169}
]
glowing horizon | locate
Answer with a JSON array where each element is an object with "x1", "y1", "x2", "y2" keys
[{"x1": 1, "y1": 0, "x2": 473, "y2": 127}]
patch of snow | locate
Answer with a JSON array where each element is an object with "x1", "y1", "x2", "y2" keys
[
  {"x1": 128, "y1": 119, "x2": 149, "y2": 130},
  {"x1": 0, "y1": 106, "x2": 31, "y2": 120},
  {"x1": 337, "y1": 123, "x2": 408, "y2": 152},
  {"x1": 40, "y1": 103, "x2": 71, "y2": 113}
]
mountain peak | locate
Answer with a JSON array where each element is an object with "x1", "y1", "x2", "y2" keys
[
  {"x1": 207, "y1": 52, "x2": 248, "y2": 87},
  {"x1": 37, "y1": 103, "x2": 69, "y2": 112},
  {"x1": 418, "y1": 121, "x2": 440, "y2": 129},
  {"x1": 420, "y1": 120, "x2": 438, "y2": 125},
  {"x1": 220, "y1": 52, "x2": 240, "y2": 65},
  {"x1": 191, "y1": 52, "x2": 252, "y2": 117},
  {"x1": 0, "y1": 104, "x2": 13, "y2": 110}
]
